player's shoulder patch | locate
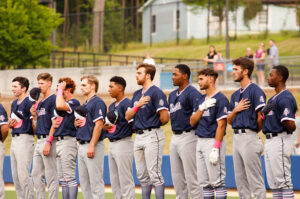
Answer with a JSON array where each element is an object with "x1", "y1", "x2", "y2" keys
[
  {"x1": 159, "y1": 99, "x2": 164, "y2": 106},
  {"x1": 283, "y1": 108, "x2": 290, "y2": 116},
  {"x1": 99, "y1": 109, "x2": 103, "y2": 115},
  {"x1": 260, "y1": 96, "x2": 264, "y2": 103},
  {"x1": 0, "y1": 115, "x2": 5, "y2": 121}
]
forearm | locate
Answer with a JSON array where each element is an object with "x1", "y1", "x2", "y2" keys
[
  {"x1": 1, "y1": 125, "x2": 8, "y2": 142},
  {"x1": 257, "y1": 112, "x2": 263, "y2": 132},
  {"x1": 90, "y1": 121, "x2": 103, "y2": 146},
  {"x1": 283, "y1": 120, "x2": 296, "y2": 133},
  {"x1": 215, "y1": 119, "x2": 226, "y2": 142},
  {"x1": 125, "y1": 108, "x2": 136, "y2": 121},
  {"x1": 227, "y1": 110, "x2": 237, "y2": 125},
  {"x1": 159, "y1": 110, "x2": 169, "y2": 125},
  {"x1": 190, "y1": 110, "x2": 203, "y2": 127},
  {"x1": 56, "y1": 96, "x2": 69, "y2": 111}
]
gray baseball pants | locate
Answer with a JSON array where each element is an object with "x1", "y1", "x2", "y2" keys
[
  {"x1": 196, "y1": 138, "x2": 226, "y2": 188},
  {"x1": 11, "y1": 134, "x2": 35, "y2": 199},
  {"x1": 108, "y1": 136, "x2": 135, "y2": 199},
  {"x1": 170, "y1": 131, "x2": 202, "y2": 199},
  {"x1": 233, "y1": 129, "x2": 266, "y2": 199},
  {"x1": 134, "y1": 128, "x2": 165, "y2": 186},
  {"x1": 78, "y1": 141, "x2": 105, "y2": 199},
  {"x1": 265, "y1": 132, "x2": 294, "y2": 190},
  {"x1": 32, "y1": 138, "x2": 59, "y2": 199},
  {"x1": 56, "y1": 136, "x2": 78, "y2": 182},
  {"x1": 0, "y1": 142, "x2": 4, "y2": 199}
]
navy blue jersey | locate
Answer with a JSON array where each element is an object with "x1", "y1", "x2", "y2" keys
[
  {"x1": 131, "y1": 85, "x2": 169, "y2": 130},
  {"x1": 54, "y1": 98, "x2": 80, "y2": 137},
  {"x1": 263, "y1": 90, "x2": 297, "y2": 134},
  {"x1": 76, "y1": 95, "x2": 107, "y2": 141},
  {"x1": 0, "y1": 104, "x2": 8, "y2": 139},
  {"x1": 169, "y1": 85, "x2": 202, "y2": 131},
  {"x1": 36, "y1": 94, "x2": 56, "y2": 135},
  {"x1": 229, "y1": 83, "x2": 266, "y2": 131},
  {"x1": 195, "y1": 92, "x2": 229, "y2": 138},
  {"x1": 106, "y1": 98, "x2": 133, "y2": 140},
  {"x1": 11, "y1": 97, "x2": 34, "y2": 135}
]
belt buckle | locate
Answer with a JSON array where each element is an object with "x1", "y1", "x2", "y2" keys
[{"x1": 266, "y1": 133, "x2": 271, "y2": 139}]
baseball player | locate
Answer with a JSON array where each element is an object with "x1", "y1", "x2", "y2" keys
[
  {"x1": 30, "y1": 73, "x2": 59, "y2": 199},
  {"x1": 8, "y1": 77, "x2": 35, "y2": 199},
  {"x1": 227, "y1": 57, "x2": 266, "y2": 199},
  {"x1": 125, "y1": 63, "x2": 169, "y2": 199},
  {"x1": 190, "y1": 68, "x2": 229, "y2": 199},
  {"x1": 74, "y1": 75, "x2": 107, "y2": 199},
  {"x1": 168, "y1": 64, "x2": 202, "y2": 199},
  {"x1": 43, "y1": 77, "x2": 80, "y2": 199},
  {"x1": 104, "y1": 76, "x2": 135, "y2": 199},
  {"x1": 262, "y1": 65, "x2": 297, "y2": 199},
  {"x1": 0, "y1": 104, "x2": 8, "y2": 199}
]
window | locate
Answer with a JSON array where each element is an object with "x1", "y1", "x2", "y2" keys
[
  {"x1": 151, "y1": 15, "x2": 156, "y2": 34},
  {"x1": 258, "y1": 9, "x2": 268, "y2": 25},
  {"x1": 176, "y1": 9, "x2": 180, "y2": 31}
]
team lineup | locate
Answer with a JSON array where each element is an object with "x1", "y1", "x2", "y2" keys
[{"x1": 0, "y1": 57, "x2": 297, "y2": 199}]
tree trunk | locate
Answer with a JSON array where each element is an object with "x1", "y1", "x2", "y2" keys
[
  {"x1": 92, "y1": 0, "x2": 105, "y2": 52},
  {"x1": 63, "y1": 0, "x2": 69, "y2": 47},
  {"x1": 75, "y1": 0, "x2": 80, "y2": 51}
]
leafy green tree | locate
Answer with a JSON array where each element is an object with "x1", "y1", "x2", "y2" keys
[
  {"x1": 0, "y1": 0, "x2": 63, "y2": 69},
  {"x1": 242, "y1": 0, "x2": 262, "y2": 29}
]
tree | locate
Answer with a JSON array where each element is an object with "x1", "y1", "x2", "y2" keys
[
  {"x1": 92, "y1": 0, "x2": 105, "y2": 52},
  {"x1": 0, "y1": 0, "x2": 63, "y2": 68},
  {"x1": 242, "y1": 0, "x2": 262, "y2": 29}
]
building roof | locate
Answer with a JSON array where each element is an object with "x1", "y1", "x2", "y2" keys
[
  {"x1": 262, "y1": 0, "x2": 297, "y2": 4},
  {"x1": 138, "y1": 0, "x2": 155, "y2": 12}
]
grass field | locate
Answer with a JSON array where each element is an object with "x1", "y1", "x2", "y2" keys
[
  {"x1": 111, "y1": 31, "x2": 300, "y2": 59},
  {"x1": 1, "y1": 88, "x2": 300, "y2": 155}
]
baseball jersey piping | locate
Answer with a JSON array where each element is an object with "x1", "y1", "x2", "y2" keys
[
  {"x1": 0, "y1": 122, "x2": 8, "y2": 125},
  {"x1": 93, "y1": 116, "x2": 103, "y2": 123},
  {"x1": 281, "y1": 138, "x2": 290, "y2": 189}
]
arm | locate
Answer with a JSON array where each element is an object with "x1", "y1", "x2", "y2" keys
[
  {"x1": 158, "y1": 109, "x2": 169, "y2": 126},
  {"x1": 125, "y1": 96, "x2": 150, "y2": 121},
  {"x1": 215, "y1": 118, "x2": 226, "y2": 142},
  {"x1": 56, "y1": 82, "x2": 70, "y2": 111},
  {"x1": 227, "y1": 98, "x2": 250, "y2": 125},
  {"x1": 257, "y1": 111, "x2": 263, "y2": 132},
  {"x1": 43, "y1": 120, "x2": 57, "y2": 156},
  {"x1": 87, "y1": 119, "x2": 104, "y2": 158},
  {"x1": 0, "y1": 124, "x2": 8, "y2": 142},
  {"x1": 190, "y1": 109, "x2": 203, "y2": 127},
  {"x1": 282, "y1": 120, "x2": 296, "y2": 133}
]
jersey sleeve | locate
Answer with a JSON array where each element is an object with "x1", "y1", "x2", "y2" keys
[
  {"x1": 189, "y1": 90, "x2": 202, "y2": 112},
  {"x1": 252, "y1": 88, "x2": 266, "y2": 112},
  {"x1": 50, "y1": 97, "x2": 56, "y2": 120},
  {"x1": 153, "y1": 90, "x2": 169, "y2": 112},
  {"x1": 92, "y1": 101, "x2": 106, "y2": 123},
  {"x1": 278, "y1": 98, "x2": 296, "y2": 122},
  {"x1": 66, "y1": 99, "x2": 80, "y2": 114},
  {"x1": 216, "y1": 98, "x2": 229, "y2": 121},
  {"x1": 0, "y1": 105, "x2": 8, "y2": 125}
]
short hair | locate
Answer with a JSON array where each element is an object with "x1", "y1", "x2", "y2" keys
[
  {"x1": 270, "y1": 39, "x2": 275, "y2": 43},
  {"x1": 37, "y1": 73, "x2": 53, "y2": 82},
  {"x1": 197, "y1": 68, "x2": 218, "y2": 81},
  {"x1": 81, "y1": 75, "x2": 99, "y2": 92},
  {"x1": 58, "y1": 77, "x2": 76, "y2": 94},
  {"x1": 136, "y1": 63, "x2": 156, "y2": 81},
  {"x1": 110, "y1": 76, "x2": 126, "y2": 91},
  {"x1": 273, "y1": 65, "x2": 289, "y2": 83},
  {"x1": 175, "y1": 64, "x2": 191, "y2": 79},
  {"x1": 232, "y1": 57, "x2": 254, "y2": 78},
  {"x1": 12, "y1": 77, "x2": 29, "y2": 92}
]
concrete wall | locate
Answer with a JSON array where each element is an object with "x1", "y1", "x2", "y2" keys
[{"x1": 0, "y1": 66, "x2": 162, "y2": 95}]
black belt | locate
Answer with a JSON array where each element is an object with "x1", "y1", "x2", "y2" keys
[
  {"x1": 109, "y1": 137, "x2": 122, "y2": 142},
  {"x1": 234, "y1": 129, "x2": 246, "y2": 134},
  {"x1": 36, "y1": 134, "x2": 47, "y2": 139},
  {"x1": 136, "y1": 127, "x2": 159, "y2": 135},
  {"x1": 265, "y1": 132, "x2": 292, "y2": 139},
  {"x1": 173, "y1": 130, "x2": 190, "y2": 135},
  {"x1": 12, "y1": 133, "x2": 20, "y2": 137},
  {"x1": 56, "y1": 136, "x2": 65, "y2": 141},
  {"x1": 77, "y1": 139, "x2": 90, "y2": 145}
]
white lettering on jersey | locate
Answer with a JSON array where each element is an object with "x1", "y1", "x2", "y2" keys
[
  {"x1": 37, "y1": 108, "x2": 46, "y2": 116},
  {"x1": 170, "y1": 102, "x2": 181, "y2": 113},
  {"x1": 203, "y1": 110, "x2": 210, "y2": 117}
]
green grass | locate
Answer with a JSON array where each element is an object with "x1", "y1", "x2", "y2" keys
[
  {"x1": 110, "y1": 31, "x2": 300, "y2": 59},
  {"x1": 4, "y1": 190, "x2": 244, "y2": 199}
]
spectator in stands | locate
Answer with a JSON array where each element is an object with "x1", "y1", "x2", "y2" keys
[
  {"x1": 204, "y1": 45, "x2": 218, "y2": 68},
  {"x1": 254, "y1": 42, "x2": 266, "y2": 87},
  {"x1": 268, "y1": 39, "x2": 279, "y2": 67},
  {"x1": 143, "y1": 52, "x2": 156, "y2": 66},
  {"x1": 245, "y1": 48, "x2": 253, "y2": 59}
]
